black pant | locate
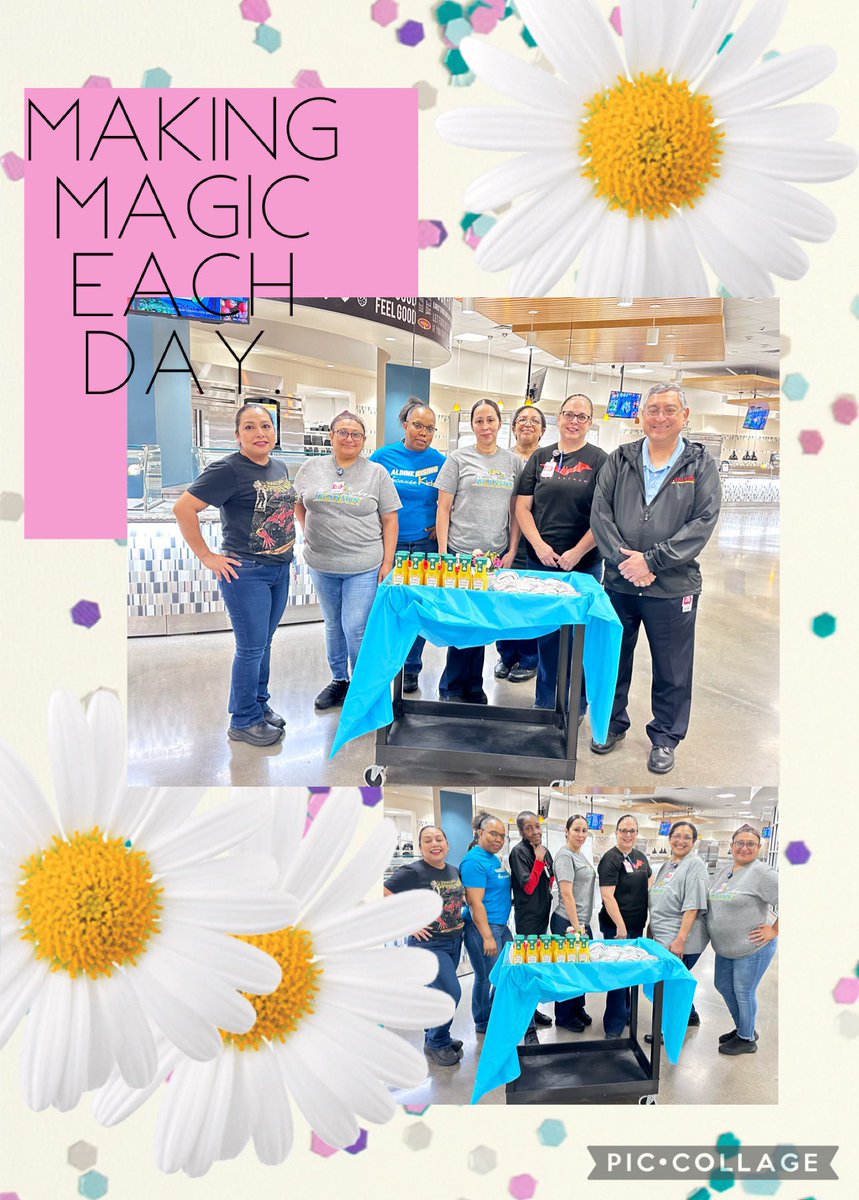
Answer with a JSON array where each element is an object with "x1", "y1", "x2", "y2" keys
[
  {"x1": 607, "y1": 590, "x2": 699, "y2": 749},
  {"x1": 551, "y1": 913, "x2": 592, "y2": 1026}
]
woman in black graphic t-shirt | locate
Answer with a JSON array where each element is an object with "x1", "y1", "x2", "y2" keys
[
  {"x1": 385, "y1": 825, "x2": 465, "y2": 1067},
  {"x1": 173, "y1": 402, "x2": 296, "y2": 748}
]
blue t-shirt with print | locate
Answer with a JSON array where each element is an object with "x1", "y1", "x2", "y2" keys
[
  {"x1": 370, "y1": 441, "x2": 445, "y2": 541},
  {"x1": 460, "y1": 845, "x2": 513, "y2": 925}
]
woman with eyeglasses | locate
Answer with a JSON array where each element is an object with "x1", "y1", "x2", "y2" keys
[
  {"x1": 370, "y1": 398, "x2": 446, "y2": 693},
  {"x1": 551, "y1": 814, "x2": 597, "y2": 1031},
  {"x1": 293, "y1": 411, "x2": 401, "y2": 712},
  {"x1": 495, "y1": 405, "x2": 547, "y2": 685},
  {"x1": 645, "y1": 820, "x2": 709, "y2": 1039},
  {"x1": 598, "y1": 815, "x2": 651, "y2": 1038},
  {"x1": 708, "y1": 824, "x2": 778, "y2": 1056},
  {"x1": 515, "y1": 393, "x2": 608, "y2": 712},
  {"x1": 461, "y1": 812, "x2": 512, "y2": 1034}
]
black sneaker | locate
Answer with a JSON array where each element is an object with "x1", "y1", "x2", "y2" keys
[
  {"x1": 590, "y1": 730, "x2": 626, "y2": 755},
  {"x1": 261, "y1": 704, "x2": 286, "y2": 728},
  {"x1": 556, "y1": 1018, "x2": 586, "y2": 1033},
  {"x1": 494, "y1": 658, "x2": 512, "y2": 679},
  {"x1": 523, "y1": 1029, "x2": 539, "y2": 1046},
  {"x1": 450, "y1": 1038, "x2": 463, "y2": 1052},
  {"x1": 718, "y1": 1034, "x2": 758, "y2": 1055},
  {"x1": 534, "y1": 1011, "x2": 553, "y2": 1027},
  {"x1": 687, "y1": 1011, "x2": 701, "y2": 1027},
  {"x1": 508, "y1": 666, "x2": 537, "y2": 682},
  {"x1": 463, "y1": 689, "x2": 489, "y2": 705},
  {"x1": 314, "y1": 679, "x2": 350, "y2": 711},
  {"x1": 425, "y1": 1044, "x2": 461, "y2": 1066},
  {"x1": 402, "y1": 673, "x2": 419, "y2": 693},
  {"x1": 228, "y1": 721, "x2": 284, "y2": 747},
  {"x1": 719, "y1": 1028, "x2": 758, "y2": 1043}
]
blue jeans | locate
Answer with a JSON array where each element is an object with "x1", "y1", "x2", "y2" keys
[
  {"x1": 409, "y1": 934, "x2": 463, "y2": 1050},
  {"x1": 218, "y1": 559, "x2": 291, "y2": 729},
  {"x1": 681, "y1": 951, "x2": 702, "y2": 1018},
  {"x1": 496, "y1": 639, "x2": 539, "y2": 671},
  {"x1": 714, "y1": 940, "x2": 777, "y2": 1040},
  {"x1": 398, "y1": 537, "x2": 437, "y2": 674},
  {"x1": 534, "y1": 561, "x2": 604, "y2": 710},
  {"x1": 602, "y1": 923, "x2": 644, "y2": 1036},
  {"x1": 309, "y1": 566, "x2": 379, "y2": 680},
  {"x1": 463, "y1": 920, "x2": 512, "y2": 1030},
  {"x1": 551, "y1": 914, "x2": 592, "y2": 1026}
]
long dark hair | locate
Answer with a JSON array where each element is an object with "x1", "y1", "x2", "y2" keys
[{"x1": 234, "y1": 401, "x2": 274, "y2": 433}]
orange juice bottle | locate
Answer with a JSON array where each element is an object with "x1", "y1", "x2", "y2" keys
[
  {"x1": 392, "y1": 552, "x2": 408, "y2": 585},
  {"x1": 456, "y1": 554, "x2": 473, "y2": 588},
  {"x1": 471, "y1": 555, "x2": 489, "y2": 591},
  {"x1": 425, "y1": 553, "x2": 441, "y2": 587},
  {"x1": 408, "y1": 553, "x2": 425, "y2": 586},
  {"x1": 441, "y1": 554, "x2": 457, "y2": 587}
]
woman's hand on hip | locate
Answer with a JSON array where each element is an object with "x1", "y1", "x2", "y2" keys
[
  {"x1": 202, "y1": 551, "x2": 242, "y2": 581},
  {"x1": 748, "y1": 924, "x2": 776, "y2": 946},
  {"x1": 411, "y1": 926, "x2": 433, "y2": 941}
]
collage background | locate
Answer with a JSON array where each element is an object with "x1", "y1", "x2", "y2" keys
[{"x1": 1, "y1": 1, "x2": 857, "y2": 1196}]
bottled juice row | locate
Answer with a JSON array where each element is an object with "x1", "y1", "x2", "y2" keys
[
  {"x1": 391, "y1": 551, "x2": 491, "y2": 591},
  {"x1": 511, "y1": 932, "x2": 592, "y2": 965}
]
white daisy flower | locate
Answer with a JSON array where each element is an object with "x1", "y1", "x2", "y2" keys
[
  {"x1": 93, "y1": 794, "x2": 450, "y2": 1177},
  {"x1": 437, "y1": 0, "x2": 857, "y2": 295},
  {"x1": 0, "y1": 690, "x2": 296, "y2": 1112}
]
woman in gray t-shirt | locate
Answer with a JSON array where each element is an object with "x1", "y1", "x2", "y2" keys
[
  {"x1": 708, "y1": 824, "x2": 779, "y2": 1056},
  {"x1": 550, "y1": 814, "x2": 596, "y2": 1031},
  {"x1": 647, "y1": 821, "x2": 709, "y2": 1032},
  {"x1": 435, "y1": 399, "x2": 523, "y2": 701}
]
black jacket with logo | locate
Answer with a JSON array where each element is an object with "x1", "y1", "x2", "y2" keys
[{"x1": 591, "y1": 439, "x2": 721, "y2": 598}]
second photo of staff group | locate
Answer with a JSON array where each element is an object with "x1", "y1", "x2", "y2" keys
[{"x1": 126, "y1": 296, "x2": 779, "y2": 789}]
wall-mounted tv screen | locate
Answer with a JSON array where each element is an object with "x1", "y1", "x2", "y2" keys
[
  {"x1": 761, "y1": 826, "x2": 772, "y2": 838},
  {"x1": 659, "y1": 820, "x2": 672, "y2": 836},
  {"x1": 586, "y1": 812, "x2": 604, "y2": 831},
  {"x1": 743, "y1": 405, "x2": 769, "y2": 430},
  {"x1": 128, "y1": 296, "x2": 250, "y2": 324},
  {"x1": 606, "y1": 390, "x2": 641, "y2": 419}
]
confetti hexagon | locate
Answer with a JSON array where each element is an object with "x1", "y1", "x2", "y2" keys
[
  {"x1": 241, "y1": 0, "x2": 272, "y2": 21},
  {"x1": 509, "y1": 1175, "x2": 538, "y2": 1200},
  {"x1": 254, "y1": 23, "x2": 282, "y2": 52},
  {"x1": 429, "y1": 219, "x2": 449, "y2": 246},
  {"x1": 471, "y1": 7, "x2": 499, "y2": 34},
  {"x1": 403, "y1": 1102, "x2": 430, "y2": 1115},
  {"x1": 71, "y1": 600, "x2": 101, "y2": 629},
  {"x1": 310, "y1": 1132, "x2": 338, "y2": 1158},
  {"x1": 345, "y1": 1129, "x2": 369, "y2": 1155},
  {"x1": 445, "y1": 47, "x2": 471, "y2": 75},
  {"x1": 833, "y1": 394, "x2": 858, "y2": 425},
  {"x1": 359, "y1": 786, "x2": 383, "y2": 806},
  {"x1": 371, "y1": 0, "x2": 398, "y2": 27},
  {"x1": 403, "y1": 1121, "x2": 432, "y2": 1151},
  {"x1": 468, "y1": 1145, "x2": 497, "y2": 1174},
  {"x1": 83, "y1": 76, "x2": 112, "y2": 88},
  {"x1": 782, "y1": 372, "x2": 809, "y2": 401},
  {"x1": 688, "y1": 1191, "x2": 711, "y2": 1200},
  {"x1": 709, "y1": 1171, "x2": 735, "y2": 1193},
  {"x1": 1, "y1": 152, "x2": 25, "y2": 181},
  {"x1": 784, "y1": 841, "x2": 811, "y2": 865},
  {"x1": 798, "y1": 429, "x2": 823, "y2": 455},
  {"x1": 537, "y1": 1118, "x2": 567, "y2": 1147},
  {"x1": 445, "y1": 17, "x2": 473, "y2": 45},
  {"x1": 413, "y1": 80, "x2": 438, "y2": 110},
  {"x1": 811, "y1": 612, "x2": 836, "y2": 638},
  {"x1": 419, "y1": 220, "x2": 443, "y2": 249},
  {"x1": 837, "y1": 1010, "x2": 859, "y2": 1039},
  {"x1": 0, "y1": 492, "x2": 25, "y2": 521},
  {"x1": 740, "y1": 1179, "x2": 779, "y2": 1195},
  {"x1": 398, "y1": 20, "x2": 425, "y2": 46},
  {"x1": 0, "y1": 1193, "x2": 22, "y2": 1200},
  {"x1": 833, "y1": 977, "x2": 859, "y2": 1004},
  {"x1": 67, "y1": 1142, "x2": 98, "y2": 1170},
  {"x1": 851, "y1": 295, "x2": 859, "y2": 320},
  {"x1": 142, "y1": 67, "x2": 171, "y2": 87},
  {"x1": 609, "y1": 6, "x2": 623, "y2": 35},
  {"x1": 717, "y1": 1133, "x2": 741, "y2": 1158},
  {"x1": 294, "y1": 69, "x2": 324, "y2": 87},
  {"x1": 78, "y1": 1172, "x2": 109, "y2": 1200},
  {"x1": 436, "y1": 1, "x2": 463, "y2": 21}
]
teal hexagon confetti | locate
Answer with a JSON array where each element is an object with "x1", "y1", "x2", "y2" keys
[
  {"x1": 446, "y1": 17, "x2": 473, "y2": 44},
  {"x1": 710, "y1": 1171, "x2": 735, "y2": 1193},
  {"x1": 254, "y1": 23, "x2": 281, "y2": 52},
  {"x1": 142, "y1": 67, "x2": 171, "y2": 87},
  {"x1": 78, "y1": 1172, "x2": 108, "y2": 1200},
  {"x1": 811, "y1": 612, "x2": 836, "y2": 638},
  {"x1": 437, "y1": 1, "x2": 464, "y2": 21},
  {"x1": 782, "y1": 372, "x2": 809, "y2": 401},
  {"x1": 537, "y1": 1118, "x2": 567, "y2": 1147},
  {"x1": 717, "y1": 1134, "x2": 741, "y2": 1160}
]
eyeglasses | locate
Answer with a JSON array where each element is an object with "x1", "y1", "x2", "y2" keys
[
  {"x1": 644, "y1": 408, "x2": 681, "y2": 418},
  {"x1": 618, "y1": 827, "x2": 638, "y2": 834},
  {"x1": 333, "y1": 430, "x2": 365, "y2": 440},
  {"x1": 670, "y1": 836, "x2": 694, "y2": 843},
  {"x1": 409, "y1": 422, "x2": 436, "y2": 434},
  {"x1": 733, "y1": 841, "x2": 759, "y2": 849},
  {"x1": 515, "y1": 417, "x2": 541, "y2": 426},
  {"x1": 559, "y1": 412, "x2": 591, "y2": 423}
]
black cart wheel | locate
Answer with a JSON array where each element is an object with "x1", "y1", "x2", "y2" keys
[
  {"x1": 638, "y1": 1095, "x2": 658, "y2": 1105},
  {"x1": 364, "y1": 765, "x2": 387, "y2": 786}
]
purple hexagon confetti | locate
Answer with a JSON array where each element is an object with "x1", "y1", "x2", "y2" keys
[
  {"x1": 833, "y1": 977, "x2": 859, "y2": 1004},
  {"x1": 784, "y1": 840, "x2": 811, "y2": 865},
  {"x1": 398, "y1": 19, "x2": 425, "y2": 46},
  {"x1": 1, "y1": 152, "x2": 24, "y2": 181},
  {"x1": 798, "y1": 429, "x2": 823, "y2": 455},
  {"x1": 71, "y1": 600, "x2": 101, "y2": 629},
  {"x1": 345, "y1": 1129, "x2": 369, "y2": 1155},
  {"x1": 833, "y1": 394, "x2": 857, "y2": 425}
]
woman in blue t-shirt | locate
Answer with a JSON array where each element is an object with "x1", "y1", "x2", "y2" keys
[
  {"x1": 460, "y1": 813, "x2": 513, "y2": 1033},
  {"x1": 370, "y1": 399, "x2": 446, "y2": 693}
]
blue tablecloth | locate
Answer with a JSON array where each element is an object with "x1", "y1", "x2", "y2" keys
[
  {"x1": 471, "y1": 938, "x2": 696, "y2": 1103},
  {"x1": 330, "y1": 571, "x2": 622, "y2": 756}
]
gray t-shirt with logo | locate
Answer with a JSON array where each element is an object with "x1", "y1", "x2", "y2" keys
[
  {"x1": 292, "y1": 455, "x2": 401, "y2": 574},
  {"x1": 648, "y1": 854, "x2": 710, "y2": 954},
  {"x1": 552, "y1": 846, "x2": 596, "y2": 930},
  {"x1": 435, "y1": 445, "x2": 523, "y2": 556},
  {"x1": 707, "y1": 860, "x2": 778, "y2": 959}
]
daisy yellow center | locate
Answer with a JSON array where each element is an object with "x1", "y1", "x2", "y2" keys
[
  {"x1": 222, "y1": 927, "x2": 321, "y2": 1052},
  {"x1": 17, "y1": 828, "x2": 163, "y2": 979},
  {"x1": 579, "y1": 70, "x2": 724, "y2": 219}
]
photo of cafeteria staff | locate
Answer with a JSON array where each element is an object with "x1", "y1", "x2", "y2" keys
[
  {"x1": 597, "y1": 815, "x2": 652, "y2": 1038},
  {"x1": 370, "y1": 399, "x2": 445, "y2": 694},
  {"x1": 550, "y1": 814, "x2": 596, "y2": 1033},
  {"x1": 172, "y1": 402, "x2": 297, "y2": 747},
  {"x1": 509, "y1": 809, "x2": 555, "y2": 1045},
  {"x1": 435, "y1": 398, "x2": 523, "y2": 703},
  {"x1": 461, "y1": 813, "x2": 513, "y2": 1034},
  {"x1": 292, "y1": 411, "x2": 401, "y2": 713},
  {"x1": 708, "y1": 824, "x2": 778, "y2": 1056}
]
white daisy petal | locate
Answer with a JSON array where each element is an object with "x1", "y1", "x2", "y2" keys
[
  {"x1": 157, "y1": 920, "x2": 282, "y2": 994},
  {"x1": 576, "y1": 209, "x2": 633, "y2": 296},
  {"x1": 323, "y1": 946, "x2": 439, "y2": 987},
  {"x1": 464, "y1": 151, "x2": 578, "y2": 213},
  {"x1": 297, "y1": 1027, "x2": 397, "y2": 1125},
  {"x1": 321, "y1": 978, "x2": 455, "y2": 1029},
  {"x1": 184, "y1": 1049, "x2": 237, "y2": 1177},
  {"x1": 85, "y1": 978, "x2": 115, "y2": 1092},
  {"x1": 698, "y1": 183, "x2": 810, "y2": 279},
  {"x1": 220, "y1": 1048, "x2": 253, "y2": 1161},
  {"x1": 98, "y1": 970, "x2": 158, "y2": 1088},
  {"x1": 161, "y1": 852, "x2": 278, "y2": 895},
  {"x1": 311, "y1": 890, "x2": 442, "y2": 954},
  {"x1": 477, "y1": 174, "x2": 594, "y2": 272},
  {"x1": 161, "y1": 891, "x2": 296, "y2": 934},
  {"x1": 721, "y1": 103, "x2": 839, "y2": 142},
  {"x1": 55, "y1": 979, "x2": 90, "y2": 1111},
  {"x1": 300, "y1": 819, "x2": 396, "y2": 926},
  {"x1": 517, "y1": 0, "x2": 626, "y2": 96},
  {"x1": 94, "y1": 1043, "x2": 181, "y2": 1125},
  {"x1": 139, "y1": 944, "x2": 258, "y2": 1034},
  {"x1": 623, "y1": 0, "x2": 689, "y2": 78},
  {"x1": 129, "y1": 965, "x2": 224, "y2": 1061},
  {"x1": 143, "y1": 795, "x2": 273, "y2": 872},
  {"x1": 716, "y1": 164, "x2": 837, "y2": 241},
  {"x1": 239, "y1": 790, "x2": 306, "y2": 865},
  {"x1": 436, "y1": 106, "x2": 574, "y2": 153},
  {"x1": 698, "y1": 0, "x2": 788, "y2": 95},
  {"x1": 248, "y1": 1046, "x2": 294, "y2": 1166},
  {"x1": 308, "y1": 1002, "x2": 428, "y2": 1088},
  {"x1": 643, "y1": 215, "x2": 710, "y2": 296},
  {"x1": 106, "y1": 787, "x2": 164, "y2": 843},
  {"x1": 125, "y1": 788, "x2": 209, "y2": 846},
  {"x1": 680, "y1": 205, "x2": 774, "y2": 295},
  {"x1": 156, "y1": 1058, "x2": 217, "y2": 1175},
  {"x1": 0, "y1": 949, "x2": 49, "y2": 1049},
  {"x1": 278, "y1": 1039, "x2": 359, "y2": 1149},
  {"x1": 0, "y1": 742, "x2": 59, "y2": 855},
  {"x1": 279, "y1": 794, "x2": 361, "y2": 906},
  {"x1": 619, "y1": 217, "x2": 648, "y2": 297},
  {"x1": 48, "y1": 690, "x2": 96, "y2": 835},
  {"x1": 84, "y1": 691, "x2": 126, "y2": 827},
  {"x1": 671, "y1": 0, "x2": 742, "y2": 85},
  {"x1": 458, "y1": 35, "x2": 578, "y2": 114},
  {"x1": 723, "y1": 138, "x2": 857, "y2": 182},
  {"x1": 21, "y1": 973, "x2": 72, "y2": 1110},
  {"x1": 713, "y1": 46, "x2": 837, "y2": 118},
  {"x1": 510, "y1": 194, "x2": 606, "y2": 294}
]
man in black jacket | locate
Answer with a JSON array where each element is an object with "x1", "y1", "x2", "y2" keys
[
  {"x1": 509, "y1": 810, "x2": 555, "y2": 1044},
  {"x1": 590, "y1": 384, "x2": 721, "y2": 775}
]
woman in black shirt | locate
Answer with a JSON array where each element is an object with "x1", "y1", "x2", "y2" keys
[
  {"x1": 597, "y1": 815, "x2": 652, "y2": 1038},
  {"x1": 385, "y1": 826, "x2": 465, "y2": 1066}
]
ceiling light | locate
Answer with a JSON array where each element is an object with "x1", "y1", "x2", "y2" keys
[
  {"x1": 385, "y1": 336, "x2": 397, "y2": 342},
  {"x1": 454, "y1": 332, "x2": 487, "y2": 343},
  {"x1": 461, "y1": 297, "x2": 476, "y2": 314},
  {"x1": 588, "y1": 365, "x2": 597, "y2": 382},
  {"x1": 663, "y1": 352, "x2": 675, "y2": 367},
  {"x1": 674, "y1": 368, "x2": 684, "y2": 383},
  {"x1": 528, "y1": 308, "x2": 539, "y2": 315},
  {"x1": 646, "y1": 327, "x2": 660, "y2": 346},
  {"x1": 525, "y1": 332, "x2": 538, "y2": 347},
  {"x1": 414, "y1": 360, "x2": 422, "y2": 364},
  {"x1": 650, "y1": 303, "x2": 662, "y2": 309},
  {"x1": 618, "y1": 296, "x2": 634, "y2": 307},
  {"x1": 717, "y1": 793, "x2": 735, "y2": 799}
]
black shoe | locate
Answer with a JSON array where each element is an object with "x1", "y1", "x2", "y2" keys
[
  {"x1": 648, "y1": 745, "x2": 675, "y2": 774},
  {"x1": 508, "y1": 666, "x2": 537, "y2": 682},
  {"x1": 439, "y1": 690, "x2": 464, "y2": 702},
  {"x1": 644, "y1": 1033, "x2": 664, "y2": 1045},
  {"x1": 424, "y1": 1044, "x2": 461, "y2": 1066},
  {"x1": 402, "y1": 673, "x2": 419, "y2": 693},
  {"x1": 534, "y1": 1011, "x2": 553, "y2": 1027},
  {"x1": 450, "y1": 1038, "x2": 463, "y2": 1052},
  {"x1": 261, "y1": 704, "x2": 286, "y2": 728},
  {"x1": 314, "y1": 679, "x2": 349, "y2": 711},
  {"x1": 579, "y1": 1011, "x2": 593, "y2": 1026},
  {"x1": 719, "y1": 1028, "x2": 759, "y2": 1043},
  {"x1": 718, "y1": 1033, "x2": 758, "y2": 1055},
  {"x1": 463, "y1": 689, "x2": 489, "y2": 705},
  {"x1": 523, "y1": 1030, "x2": 539, "y2": 1046},
  {"x1": 590, "y1": 730, "x2": 626, "y2": 755},
  {"x1": 556, "y1": 1018, "x2": 586, "y2": 1033},
  {"x1": 687, "y1": 1011, "x2": 700, "y2": 1027},
  {"x1": 494, "y1": 658, "x2": 512, "y2": 680},
  {"x1": 227, "y1": 721, "x2": 284, "y2": 747},
  {"x1": 604, "y1": 1030, "x2": 624, "y2": 1039}
]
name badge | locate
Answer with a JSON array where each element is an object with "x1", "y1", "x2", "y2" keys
[
  {"x1": 540, "y1": 461, "x2": 556, "y2": 479},
  {"x1": 681, "y1": 594, "x2": 693, "y2": 613},
  {"x1": 330, "y1": 481, "x2": 345, "y2": 493}
]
